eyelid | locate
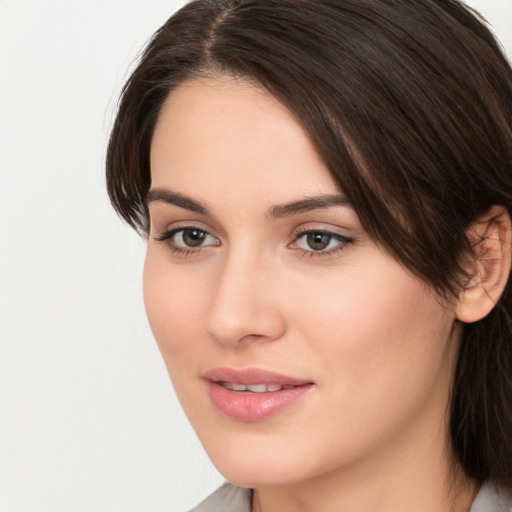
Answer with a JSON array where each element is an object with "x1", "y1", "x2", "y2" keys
[
  {"x1": 156, "y1": 226, "x2": 217, "y2": 243},
  {"x1": 154, "y1": 223, "x2": 220, "y2": 256},
  {"x1": 290, "y1": 222, "x2": 352, "y2": 240},
  {"x1": 289, "y1": 224, "x2": 354, "y2": 257},
  {"x1": 153, "y1": 220, "x2": 216, "y2": 239}
]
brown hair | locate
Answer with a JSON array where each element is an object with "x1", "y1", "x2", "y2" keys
[{"x1": 106, "y1": 0, "x2": 512, "y2": 488}]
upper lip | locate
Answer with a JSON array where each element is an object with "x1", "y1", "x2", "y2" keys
[{"x1": 203, "y1": 367, "x2": 313, "y2": 386}]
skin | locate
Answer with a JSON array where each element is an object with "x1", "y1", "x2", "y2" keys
[{"x1": 145, "y1": 76, "x2": 477, "y2": 512}]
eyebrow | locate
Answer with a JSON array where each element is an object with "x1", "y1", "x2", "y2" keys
[
  {"x1": 268, "y1": 194, "x2": 352, "y2": 218},
  {"x1": 146, "y1": 188, "x2": 351, "y2": 218},
  {"x1": 146, "y1": 188, "x2": 209, "y2": 215}
]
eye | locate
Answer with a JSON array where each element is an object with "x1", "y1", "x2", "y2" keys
[
  {"x1": 292, "y1": 229, "x2": 353, "y2": 256},
  {"x1": 155, "y1": 226, "x2": 220, "y2": 253},
  {"x1": 173, "y1": 228, "x2": 214, "y2": 248}
]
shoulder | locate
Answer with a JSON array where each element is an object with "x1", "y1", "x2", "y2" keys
[
  {"x1": 470, "y1": 482, "x2": 512, "y2": 512},
  {"x1": 188, "y1": 480, "x2": 512, "y2": 512},
  {"x1": 188, "y1": 482, "x2": 252, "y2": 512}
]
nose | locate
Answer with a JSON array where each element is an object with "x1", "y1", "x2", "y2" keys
[{"x1": 205, "y1": 251, "x2": 287, "y2": 347}]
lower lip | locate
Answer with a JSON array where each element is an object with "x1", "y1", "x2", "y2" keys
[{"x1": 208, "y1": 382, "x2": 313, "y2": 421}]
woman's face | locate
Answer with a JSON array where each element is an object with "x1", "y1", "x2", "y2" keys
[{"x1": 145, "y1": 77, "x2": 460, "y2": 488}]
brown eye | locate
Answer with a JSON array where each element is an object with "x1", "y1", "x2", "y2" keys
[
  {"x1": 155, "y1": 226, "x2": 219, "y2": 252},
  {"x1": 181, "y1": 228, "x2": 207, "y2": 247},
  {"x1": 293, "y1": 230, "x2": 353, "y2": 256},
  {"x1": 306, "y1": 232, "x2": 332, "y2": 251}
]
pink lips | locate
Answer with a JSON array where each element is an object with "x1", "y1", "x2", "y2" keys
[{"x1": 204, "y1": 367, "x2": 314, "y2": 422}]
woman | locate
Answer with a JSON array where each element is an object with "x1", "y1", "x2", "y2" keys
[{"x1": 106, "y1": 0, "x2": 512, "y2": 510}]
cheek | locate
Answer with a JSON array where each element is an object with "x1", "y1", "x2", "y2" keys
[
  {"x1": 143, "y1": 249, "x2": 209, "y2": 361},
  {"x1": 298, "y1": 256, "x2": 448, "y2": 348},
  {"x1": 291, "y1": 259, "x2": 454, "y2": 406}
]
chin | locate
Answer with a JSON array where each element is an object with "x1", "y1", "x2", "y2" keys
[
  {"x1": 200, "y1": 435, "x2": 322, "y2": 489},
  {"x1": 214, "y1": 461, "x2": 300, "y2": 489}
]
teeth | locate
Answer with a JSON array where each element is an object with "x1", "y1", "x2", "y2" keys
[
  {"x1": 246, "y1": 384, "x2": 267, "y2": 393},
  {"x1": 221, "y1": 382, "x2": 293, "y2": 393}
]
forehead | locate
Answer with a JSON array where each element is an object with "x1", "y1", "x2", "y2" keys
[{"x1": 149, "y1": 77, "x2": 341, "y2": 208}]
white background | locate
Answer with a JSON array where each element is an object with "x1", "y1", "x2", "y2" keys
[{"x1": 0, "y1": 1, "x2": 510, "y2": 511}]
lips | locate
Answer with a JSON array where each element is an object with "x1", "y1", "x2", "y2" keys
[
  {"x1": 204, "y1": 367, "x2": 314, "y2": 421},
  {"x1": 220, "y1": 382, "x2": 296, "y2": 392}
]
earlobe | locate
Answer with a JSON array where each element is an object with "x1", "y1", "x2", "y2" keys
[{"x1": 455, "y1": 206, "x2": 512, "y2": 324}]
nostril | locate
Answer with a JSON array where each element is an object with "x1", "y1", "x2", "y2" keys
[{"x1": 205, "y1": 303, "x2": 286, "y2": 347}]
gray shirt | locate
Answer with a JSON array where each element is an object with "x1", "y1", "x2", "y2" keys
[{"x1": 190, "y1": 481, "x2": 512, "y2": 512}]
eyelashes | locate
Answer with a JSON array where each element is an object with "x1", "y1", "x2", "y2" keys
[
  {"x1": 154, "y1": 225, "x2": 354, "y2": 258},
  {"x1": 290, "y1": 228, "x2": 353, "y2": 257},
  {"x1": 155, "y1": 225, "x2": 220, "y2": 256}
]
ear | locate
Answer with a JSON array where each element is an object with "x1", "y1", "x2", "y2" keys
[{"x1": 456, "y1": 206, "x2": 512, "y2": 323}]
